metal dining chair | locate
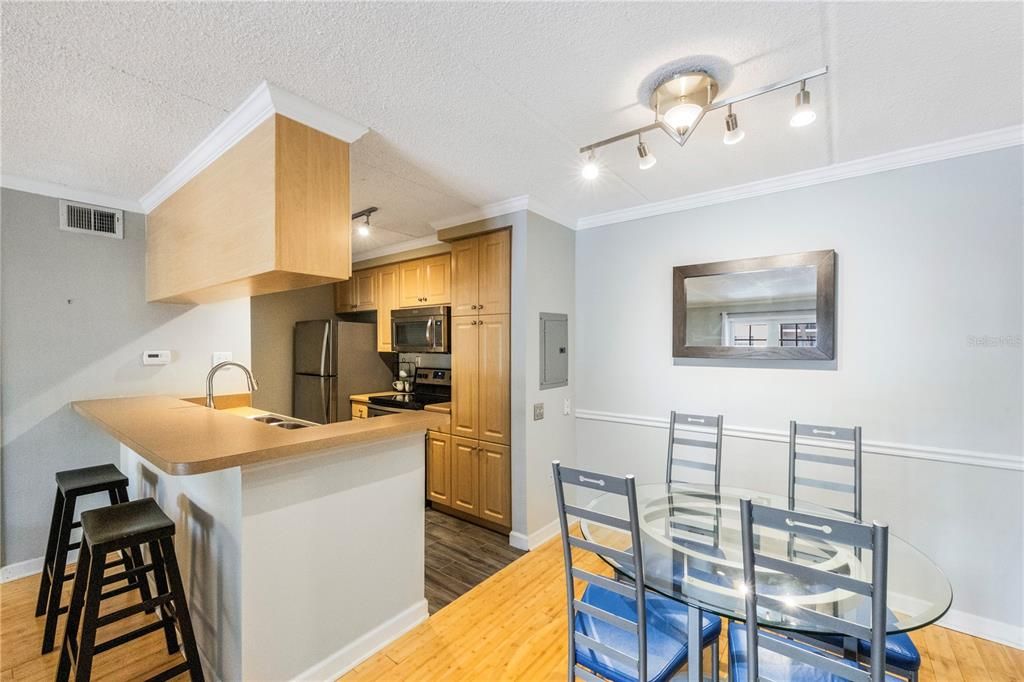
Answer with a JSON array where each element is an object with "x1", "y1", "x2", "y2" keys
[
  {"x1": 788, "y1": 421, "x2": 920, "y2": 681},
  {"x1": 729, "y1": 499, "x2": 895, "y2": 682},
  {"x1": 551, "y1": 461, "x2": 721, "y2": 682},
  {"x1": 666, "y1": 412, "x2": 724, "y2": 487}
]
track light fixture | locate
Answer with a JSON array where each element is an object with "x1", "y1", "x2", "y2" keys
[
  {"x1": 636, "y1": 135, "x2": 657, "y2": 170},
  {"x1": 723, "y1": 104, "x2": 744, "y2": 145},
  {"x1": 579, "y1": 65, "x2": 827, "y2": 178},
  {"x1": 352, "y1": 206, "x2": 378, "y2": 238}
]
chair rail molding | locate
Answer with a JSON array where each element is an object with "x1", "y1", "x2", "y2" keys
[{"x1": 575, "y1": 409, "x2": 1023, "y2": 472}]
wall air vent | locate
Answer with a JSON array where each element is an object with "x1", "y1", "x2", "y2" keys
[{"x1": 58, "y1": 199, "x2": 123, "y2": 239}]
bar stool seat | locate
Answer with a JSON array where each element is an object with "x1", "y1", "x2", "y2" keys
[
  {"x1": 81, "y1": 498, "x2": 174, "y2": 547},
  {"x1": 55, "y1": 464, "x2": 128, "y2": 496},
  {"x1": 57, "y1": 498, "x2": 204, "y2": 682}
]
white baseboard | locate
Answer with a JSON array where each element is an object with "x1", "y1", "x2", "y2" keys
[
  {"x1": 292, "y1": 598, "x2": 428, "y2": 681},
  {"x1": 1, "y1": 548, "x2": 83, "y2": 584},
  {"x1": 510, "y1": 518, "x2": 564, "y2": 551},
  {"x1": 938, "y1": 608, "x2": 1024, "y2": 650}
]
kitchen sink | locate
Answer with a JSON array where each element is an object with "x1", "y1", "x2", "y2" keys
[
  {"x1": 274, "y1": 422, "x2": 309, "y2": 429},
  {"x1": 252, "y1": 415, "x2": 284, "y2": 424},
  {"x1": 241, "y1": 411, "x2": 318, "y2": 429}
]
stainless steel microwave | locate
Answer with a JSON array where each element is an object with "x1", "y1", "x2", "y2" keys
[{"x1": 391, "y1": 306, "x2": 450, "y2": 353}]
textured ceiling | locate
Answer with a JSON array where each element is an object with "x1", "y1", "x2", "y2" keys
[{"x1": 2, "y1": 2, "x2": 1021, "y2": 254}]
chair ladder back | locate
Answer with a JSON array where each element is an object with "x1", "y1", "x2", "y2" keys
[
  {"x1": 552, "y1": 461, "x2": 647, "y2": 682},
  {"x1": 666, "y1": 411, "x2": 724, "y2": 487},
  {"x1": 739, "y1": 498, "x2": 889, "y2": 682},
  {"x1": 788, "y1": 420, "x2": 862, "y2": 521}
]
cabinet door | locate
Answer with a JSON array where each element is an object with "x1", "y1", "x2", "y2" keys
[
  {"x1": 450, "y1": 317, "x2": 479, "y2": 439},
  {"x1": 478, "y1": 441, "x2": 511, "y2": 527},
  {"x1": 335, "y1": 278, "x2": 356, "y2": 313},
  {"x1": 423, "y1": 254, "x2": 451, "y2": 305},
  {"x1": 478, "y1": 314, "x2": 511, "y2": 445},
  {"x1": 450, "y1": 238, "x2": 479, "y2": 316},
  {"x1": 451, "y1": 437, "x2": 480, "y2": 515},
  {"x1": 352, "y1": 269, "x2": 378, "y2": 311},
  {"x1": 426, "y1": 431, "x2": 452, "y2": 506},
  {"x1": 477, "y1": 230, "x2": 510, "y2": 315},
  {"x1": 398, "y1": 260, "x2": 424, "y2": 308},
  {"x1": 377, "y1": 265, "x2": 398, "y2": 351},
  {"x1": 351, "y1": 402, "x2": 368, "y2": 419}
]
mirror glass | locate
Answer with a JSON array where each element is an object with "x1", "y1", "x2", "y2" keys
[{"x1": 684, "y1": 265, "x2": 817, "y2": 348}]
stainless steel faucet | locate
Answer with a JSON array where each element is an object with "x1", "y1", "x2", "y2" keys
[{"x1": 206, "y1": 362, "x2": 259, "y2": 408}]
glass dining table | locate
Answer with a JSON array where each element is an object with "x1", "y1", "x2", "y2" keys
[{"x1": 580, "y1": 482, "x2": 953, "y2": 682}]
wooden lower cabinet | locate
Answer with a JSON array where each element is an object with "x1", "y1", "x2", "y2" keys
[
  {"x1": 437, "y1": 436, "x2": 510, "y2": 530},
  {"x1": 426, "y1": 431, "x2": 452, "y2": 506},
  {"x1": 450, "y1": 436, "x2": 479, "y2": 516}
]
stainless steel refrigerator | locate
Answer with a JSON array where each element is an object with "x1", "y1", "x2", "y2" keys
[{"x1": 293, "y1": 320, "x2": 394, "y2": 424}]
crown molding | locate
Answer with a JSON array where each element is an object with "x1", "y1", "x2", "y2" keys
[
  {"x1": 352, "y1": 234, "x2": 444, "y2": 263},
  {"x1": 139, "y1": 81, "x2": 368, "y2": 213},
  {"x1": 575, "y1": 408, "x2": 1024, "y2": 472},
  {"x1": 429, "y1": 194, "x2": 574, "y2": 231},
  {"x1": 576, "y1": 124, "x2": 1024, "y2": 229},
  {"x1": 1, "y1": 175, "x2": 143, "y2": 213}
]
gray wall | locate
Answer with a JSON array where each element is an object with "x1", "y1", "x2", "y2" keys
[
  {"x1": 1, "y1": 188, "x2": 251, "y2": 566},
  {"x1": 249, "y1": 284, "x2": 337, "y2": 416},
  {"x1": 574, "y1": 148, "x2": 1023, "y2": 639}
]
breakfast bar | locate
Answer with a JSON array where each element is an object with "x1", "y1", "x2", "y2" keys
[{"x1": 73, "y1": 396, "x2": 447, "y2": 681}]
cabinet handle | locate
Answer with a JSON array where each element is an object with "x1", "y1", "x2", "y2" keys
[
  {"x1": 471, "y1": 304, "x2": 477, "y2": 309},
  {"x1": 478, "y1": 304, "x2": 484, "y2": 309}
]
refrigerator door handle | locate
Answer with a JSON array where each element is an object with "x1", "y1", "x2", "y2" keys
[
  {"x1": 319, "y1": 323, "x2": 330, "y2": 376},
  {"x1": 321, "y1": 378, "x2": 331, "y2": 424}
]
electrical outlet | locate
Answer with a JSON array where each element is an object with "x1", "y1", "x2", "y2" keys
[
  {"x1": 415, "y1": 355, "x2": 422, "y2": 367},
  {"x1": 211, "y1": 351, "x2": 233, "y2": 366},
  {"x1": 563, "y1": 398, "x2": 571, "y2": 415},
  {"x1": 533, "y1": 403, "x2": 545, "y2": 420}
]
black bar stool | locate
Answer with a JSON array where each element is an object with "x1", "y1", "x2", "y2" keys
[
  {"x1": 57, "y1": 498, "x2": 204, "y2": 682},
  {"x1": 36, "y1": 464, "x2": 152, "y2": 654}
]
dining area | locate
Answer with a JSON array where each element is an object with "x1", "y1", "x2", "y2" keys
[{"x1": 551, "y1": 412, "x2": 953, "y2": 681}]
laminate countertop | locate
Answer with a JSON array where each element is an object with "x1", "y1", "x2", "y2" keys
[
  {"x1": 72, "y1": 396, "x2": 446, "y2": 476},
  {"x1": 424, "y1": 402, "x2": 451, "y2": 414}
]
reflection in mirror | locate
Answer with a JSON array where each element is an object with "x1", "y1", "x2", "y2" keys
[{"x1": 684, "y1": 266, "x2": 817, "y2": 348}]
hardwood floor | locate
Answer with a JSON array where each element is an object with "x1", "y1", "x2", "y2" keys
[
  {"x1": 2, "y1": 524, "x2": 1020, "y2": 681},
  {"x1": 425, "y1": 507, "x2": 525, "y2": 614},
  {"x1": 347, "y1": 529, "x2": 1024, "y2": 681}
]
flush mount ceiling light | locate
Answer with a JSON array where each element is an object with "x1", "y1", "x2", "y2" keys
[
  {"x1": 579, "y1": 65, "x2": 827, "y2": 178},
  {"x1": 352, "y1": 206, "x2": 378, "y2": 237}
]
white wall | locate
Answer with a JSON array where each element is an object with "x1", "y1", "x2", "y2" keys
[
  {"x1": 573, "y1": 148, "x2": 1024, "y2": 646},
  {"x1": 1, "y1": 188, "x2": 251, "y2": 567}
]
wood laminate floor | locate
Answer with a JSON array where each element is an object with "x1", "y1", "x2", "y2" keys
[
  {"x1": 3, "y1": 523, "x2": 1020, "y2": 681},
  {"x1": 424, "y1": 507, "x2": 525, "y2": 614}
]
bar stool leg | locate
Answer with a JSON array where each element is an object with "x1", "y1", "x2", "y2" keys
[
  {"x1": 160, "y1": 537, "x2": 205, "y2": 681},
  {"x1": 36, "y1": 488, "x2": 65, "y2": 617},
  {"x1": 73, "y1": 545, "x2": 108, "y2": 682},
  {"x1": 41, "y1": 492, "x2": 77, "y2": 654},
  {"x1": 108, "y1": 487, "x2": 154, "y2": 610},
  {"x1": 148, "y1": 539, "x2": 180, "y2": 655},
  {"x1": 55, "y1": 541, "x2": 91, "y2": 682}
]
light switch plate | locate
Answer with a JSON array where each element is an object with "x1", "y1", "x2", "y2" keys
[
  {"x1": 533, "y1": 403, "x2": 545, "y2": 420},
  {"x1": 142, "y1": 350, "x2": 170, "y2": 366},
  {"x1": 211, "y1": 351, "x2": 233, "y2": 366},
  {"x1": 563, "y1": 398, "x2": 571, "y2": 415}
]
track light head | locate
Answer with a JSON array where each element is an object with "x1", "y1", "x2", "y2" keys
[
  {"x1": 581, "y1": 151, "x2": 599, "y2": 180},
  {"x1": 637, "y1": 138, "x2": 657, "y2": 170},
  {"x1": 357, "y1": 216, "x2": 371, "y2": 237},
  {"x1": 790, "y1": 82, "x2": 816, "y2": 127},
  {"x1": 723, "y1": 105, "x2": 745, "y2": 145}
]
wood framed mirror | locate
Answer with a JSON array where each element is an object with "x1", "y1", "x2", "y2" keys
[{"x1": 672, "y1": 250, "x2": 836, "y2": 360}]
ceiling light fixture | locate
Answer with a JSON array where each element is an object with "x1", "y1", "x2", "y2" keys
[
  {"x1": 636, "y1": 135, "x2": 657, "y2": 170},
  {"x1": 578, "y1": 65, "x2": 827, "y2": 171},
  {"x1": 581, "y1": 150, "x2": 600, "y2": 180},
  {"x1": 723, "y1": 104, "x2": 745, "y2": 145},
  {"x1": 352, "y1": 206, "x2": 378, "y2": 238},
  {"x1": 790, "y1": 80, "x2": 817, "y2": 127}
]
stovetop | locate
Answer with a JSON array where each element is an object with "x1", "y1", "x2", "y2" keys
[{"x1": 369, "y1": 392, "x2": 449, "y2": 410}]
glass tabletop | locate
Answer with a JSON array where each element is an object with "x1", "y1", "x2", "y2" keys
[{"x1": 580, "y1": 482, "x2": 952, "y2": 635}]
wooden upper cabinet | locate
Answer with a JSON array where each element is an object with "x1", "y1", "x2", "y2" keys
[
  {"x1": 477, "y1": 441, "x2": 511, "y2": 527},
  {"x1": 376, "y1": 265, "x2": 399, "y2": 352},
  {"x1": 353, "y1": 269, "x2": 377, "y2": 311},
  {"x1": 335, "y1": 278, "x2": 355, "y2": 313},
  {"x1": 451, "y1": 229, "x2": 510, "y2": 316},
  {"x1": 478, "y1": 314, "x2": 511, "y2": 445},
  {"x1": 398, "y1": 254, "x2": 450, "y2": 308},
  {"x1": 426, "y1": 431, "x2": 452, "y2": 506},
  {"x1": 147, "y1": 115, "x2": 351, "y2": 304},
  {"x1": 451, "y1": 238, "x2": 480, "y2": 316}
]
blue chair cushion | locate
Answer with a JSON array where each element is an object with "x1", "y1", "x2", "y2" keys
[
  {"x1": 575, "y1": 584, "x2": 722, "y2": 682},
  {"x1": 728, "y1": 622, "x2": 902, "y2": 682},
  {"x1": 813, "y1": 624, "x2": 921, "y2": 670}
]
